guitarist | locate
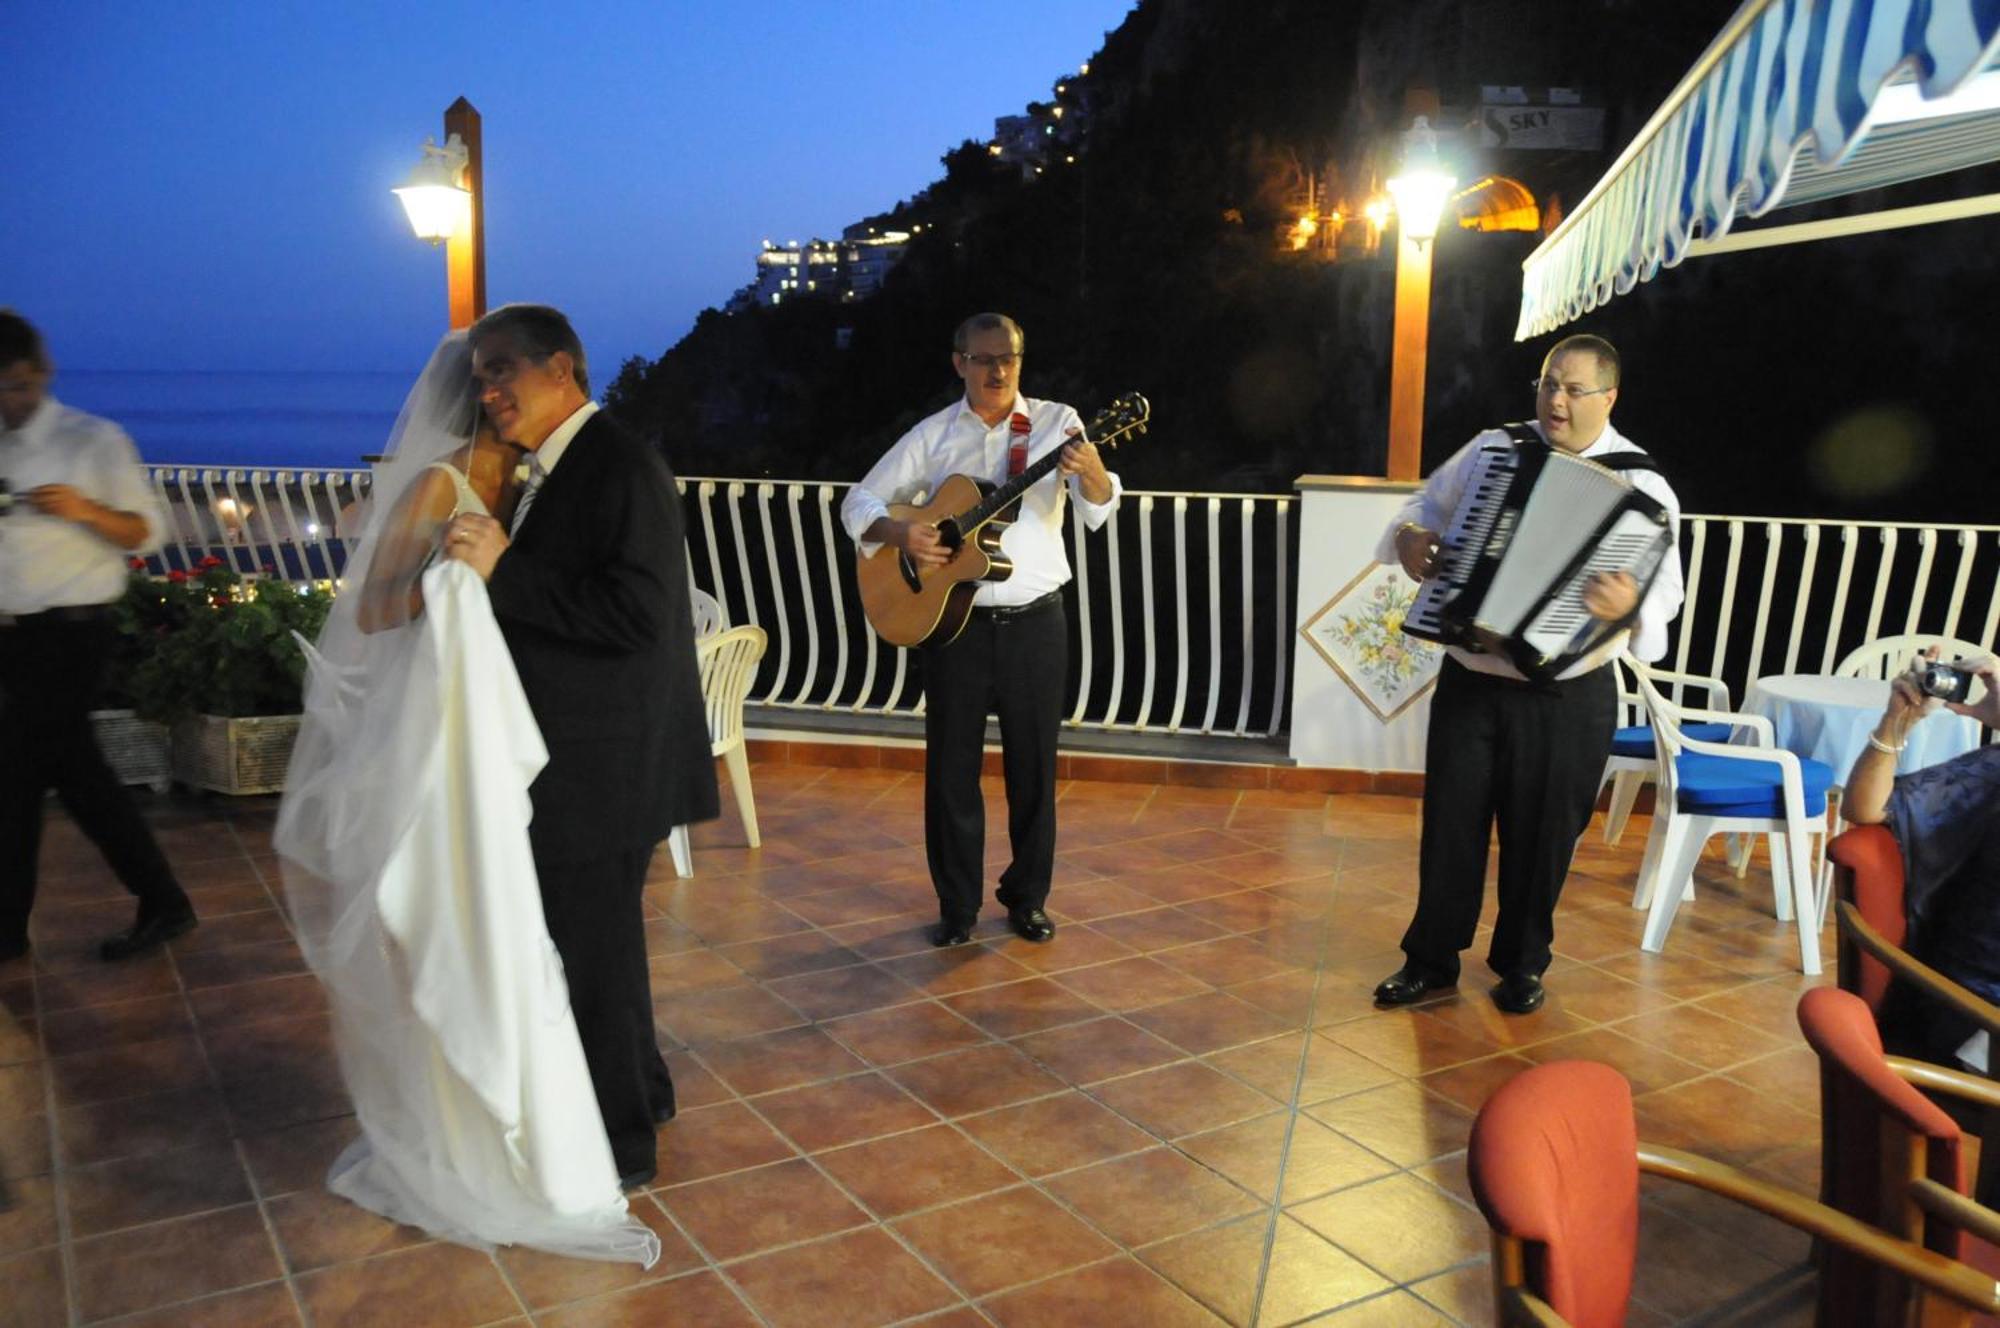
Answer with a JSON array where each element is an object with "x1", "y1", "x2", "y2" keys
[{"x1": 841, "y1": 313, "x2": 1121, "y2": 948}]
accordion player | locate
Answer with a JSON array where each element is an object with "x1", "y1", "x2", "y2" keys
[{"x1": 1399, "y1": 424, "x2": 1676, "y2": 682}]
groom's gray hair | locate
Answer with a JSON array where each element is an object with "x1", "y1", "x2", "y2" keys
[{"x1": 470, "y1": 303, "x2": 590, "y2": 396}]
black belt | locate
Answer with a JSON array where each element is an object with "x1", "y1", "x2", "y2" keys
[
  {"x1": 971, "y1": 590, "x2": 1063, "y2": 622},
  {"x1": 0, "y1": 605, "x2": 111, "y2": 628}
]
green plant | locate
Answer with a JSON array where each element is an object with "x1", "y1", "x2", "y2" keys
[{"x1": 111, "y1": 557, "x2": 333, "y2": 722}]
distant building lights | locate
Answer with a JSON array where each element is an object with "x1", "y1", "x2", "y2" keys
[
  {"x1": 988, "y1": 143, "x2": 1002, "y2": 156},
  {"x1": 1078, "y1": 61, "x2": 1089, "y2": 75}
]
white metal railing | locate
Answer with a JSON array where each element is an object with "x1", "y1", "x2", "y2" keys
[
  {"x1": 136, "y1": 465, "x2": 368, "y2": 581},
  {"x1": 133, "y1": 465, "x2": 2000, "y2": 747},
  {"x1": 1668, "y1": 516, "x2": 2000, "y2": 704},
  {"x1": 678, "y1": 479, "x2": 1296, "y2": 739}
]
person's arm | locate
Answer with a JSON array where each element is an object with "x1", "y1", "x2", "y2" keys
[
  {"x1": 1375, "y1": 436, "x2": 1478, "y2": 578},
  {"x1": 25, "y1": 486, "x2": 150, "y2": 548},
  {"x1": 1848, "y1": 653, "x2": 1998, "y2": 823},
  {"x1": 842, "y1": 417, "x2": 948, "y2": 567},
  {"x1": 356, "y1": 469, "x2": 456, "y2": 633},
  {"x1": 26, "y1": 424, "x2": 167, "y2": 552}
]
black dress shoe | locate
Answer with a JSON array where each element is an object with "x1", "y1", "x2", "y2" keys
[
  {"x1": 618, "y1": 1165, "x2": 657, "y2": 1191},
  {"x1": 1005, "y1": 907, "x2": 1054, "y2": 943},
  {"x1": 652, "y1": 1102, "x2": 677, "y2": 1125},
  {"x1": 99, "y1": 908, "x2": 197, "y2": 962},
  {"x1": 1372, "y1": 967, "x2": 1455, "y2": 1007},
  {"x1": 1491, "y1": 972, "x2": 1546, "y2": 1015},
  {"x1": 929, "y1": 921, "x2": 974, "y2": 948}
]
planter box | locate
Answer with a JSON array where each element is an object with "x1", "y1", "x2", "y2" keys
[
  {"x1": 171, "y1": 714, "x2": 302, "y2": 795},
  {"x1": 90, "y1": 710, "x2": 173, "y2": 793}
]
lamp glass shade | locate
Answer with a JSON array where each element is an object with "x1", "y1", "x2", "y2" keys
[
  {"x1": 395, "y1": 183, "x2": 471, "y2": 242},
  {"x1": 1385, "y1": 169, "x2": 1455, "y2": 242}
]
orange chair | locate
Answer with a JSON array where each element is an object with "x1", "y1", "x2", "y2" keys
[
  {"x1": 1468, "y1": 1059, "x2": 2000, "y2": 1328},
  {"x1": 1797, "y1": 986, "x2": 2000, "y2": 1327},
  {"x1": 1828, "y1": 825, "x2": 2000, "y2": 1037},
  {"x1": 1830, "y1": 825, "x2": 2000, "y2": 1204}
]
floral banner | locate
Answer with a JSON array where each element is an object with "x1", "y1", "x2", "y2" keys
[{"x1": 1299, "y1": 562, "x2": 1442, "y2": 723}]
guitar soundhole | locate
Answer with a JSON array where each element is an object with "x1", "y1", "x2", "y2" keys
[{"x1": 936, "y1": 519, "x2": 964, "y2": 553}]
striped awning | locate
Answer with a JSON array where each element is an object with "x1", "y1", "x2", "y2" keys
[{"x1": 1518, "y1": 0, "x2": 2000, "y2": 339}]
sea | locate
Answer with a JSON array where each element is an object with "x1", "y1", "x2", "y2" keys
[{"x1": 55, "y1": 370, "x2": 416, "y2": 471}]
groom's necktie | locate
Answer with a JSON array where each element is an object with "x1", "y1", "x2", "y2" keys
[{"x1": 511, "y1": 456, "x2": 546, "y2": 537}]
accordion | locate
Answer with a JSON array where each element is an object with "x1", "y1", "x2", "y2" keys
[{"x1": 1400, "y1": 428, "x2": 1674, "y2": 681}]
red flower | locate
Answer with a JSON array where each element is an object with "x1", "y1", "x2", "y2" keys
[
  {"x1": 1009, "y1": 412, "x2": 1032, "y2": 435},
  {"x1": 167, "y1": 570, "x2": 188, "y2": 583},
  {"x1": 128, "y1": 557, "x2": 147, "y2": 571},
  {"x1": 197, "y1": 555, "x2": 224, "y2": 570}
]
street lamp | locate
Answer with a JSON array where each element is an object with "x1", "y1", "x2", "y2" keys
[
  {"x1": 394, "y1": 97, "x2": 486, "y2": 330},
  {"x1": 1384, "y1": 116, "x2": 1455, "y2": 481}
]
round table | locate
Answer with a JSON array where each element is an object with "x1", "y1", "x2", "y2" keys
[{"x1": 1742, "y1": 673, "x2": 1981, "y2": 780}]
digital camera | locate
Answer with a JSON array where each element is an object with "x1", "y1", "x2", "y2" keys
[{"x1": 1917, "y1": 660, "x2": 1975, "y2": 705}]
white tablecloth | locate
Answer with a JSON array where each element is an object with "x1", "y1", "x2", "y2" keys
[{"x1": 1742, "y1": 673, "x2": 1981, "y2": 781}]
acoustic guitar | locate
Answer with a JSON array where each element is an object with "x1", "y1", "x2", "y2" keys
[{"x1": 857, "y1": 392, "x2": 1150, "y2": 648}]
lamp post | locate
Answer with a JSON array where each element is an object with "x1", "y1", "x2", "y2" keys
[
  {"x1": 1383, "y1": 116, "x2": 1454, "y2": 481},
  {"x1": 394, "y1": 98, "x2": 486, "y2": 329}
]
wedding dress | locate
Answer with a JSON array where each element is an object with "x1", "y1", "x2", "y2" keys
[{"x1": 273, "y1": 335, "x2": 657, "y2": 1265}]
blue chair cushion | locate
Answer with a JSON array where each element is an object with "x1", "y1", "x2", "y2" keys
[
  {"x1": 1610, "y1": 722, "x2": 1732, "y2": 759},
  {"x1": 1673, "y1": 751, "x2": 1836, "y2": 818}
]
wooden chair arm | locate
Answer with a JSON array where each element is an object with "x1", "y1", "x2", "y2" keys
[
  {"x1": 1638, "y1": 1143, "x2": 2000, "y2": 1313},
  {"x1": 1913, "y1": 1178, "x2": 2000, "y2": 1248},
  {"x1": 1887, "y1": 1057, "x2": 2000, "y2": 1112},
  {"x1": 1498, "y1": 1286, "x2": 1572, "y2": 1328},
  {"x1": 1838, "y1": 902, "x2": 2000, "y2": 1040}
]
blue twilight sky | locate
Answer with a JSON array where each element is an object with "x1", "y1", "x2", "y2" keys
[{"x1": 3, "y1": 1, "x2": 1134, "y2": 378}]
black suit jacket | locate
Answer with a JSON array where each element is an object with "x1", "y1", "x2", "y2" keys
[{"x1": 486, "y1": 411, "x2": 719, "y2": 865}]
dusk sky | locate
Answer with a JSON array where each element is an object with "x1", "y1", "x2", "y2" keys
[{"x1": 5, "y1": 1, "x2": 1135, "y2": 378}]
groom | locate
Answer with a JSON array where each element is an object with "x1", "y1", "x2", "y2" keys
[{"x1": 444, "y1": 304, "x2": 717, "y2": 1188}]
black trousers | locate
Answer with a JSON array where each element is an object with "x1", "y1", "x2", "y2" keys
[
  {"x1": 0, "y1": 612, "x2": 186, "y2": 945},
  {"x1": 922, "y1": 595, "x2": 1067, "y2": 925},
  {"x1": 1401, "y1": 656, "x2": 1616, "y2": 982},
  {"x1": 536, "y1": 845, "x2": 670, "y2": 1177}
]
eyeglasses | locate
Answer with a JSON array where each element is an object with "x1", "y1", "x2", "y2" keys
[
  {"x1": 1530, "y1": 377, "x2": 1613, "y2": 401},
  {"x1": 959, "y1": 352, "x2": 1021, "y2": 370}
]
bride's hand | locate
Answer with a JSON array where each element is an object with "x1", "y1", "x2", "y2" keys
[{"x1": 443, "y1": 513, "x2": 508, "y2": 581}]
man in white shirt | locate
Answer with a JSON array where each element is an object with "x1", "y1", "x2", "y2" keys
[
  {"x1": 0, "y1": 311, "x2": 196, "y2": 964},
  {"x1": 1371, "y1": 334, "x2": 1683, "y2": 1015},
  {"x1": 842, "y1": 314, "x2": 1121, "y2": 946}
]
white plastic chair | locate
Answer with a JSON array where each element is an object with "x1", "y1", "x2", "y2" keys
[
  {"x1": 1597, "y1": 655, "x2": 1737, "y2": 846},
  {"x1": 1629, "y1": 662, "x2": 1835, "y2": 975},
  {"x1": 667, "y1": 624, "x2": 766, "y2": 877},
  {"x1": 1832, "y1": 632, "x2": 1987, "y2": 681},
  {"x1": 690, "y1": 586, "x2": 725, "y2": 640}
]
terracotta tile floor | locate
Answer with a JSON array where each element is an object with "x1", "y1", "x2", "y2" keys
[{"x1": 0, "y1": 763, "x2": 1837, "y2": 1326}]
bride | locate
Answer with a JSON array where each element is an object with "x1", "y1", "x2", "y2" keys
[{"x1": 273, "y1": 333, "x2": 659, "y2": 1265}]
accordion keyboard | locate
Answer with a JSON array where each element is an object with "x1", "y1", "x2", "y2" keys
[{"x1": 1402, "y1": 442, "x2": 1519, "y2": 640}]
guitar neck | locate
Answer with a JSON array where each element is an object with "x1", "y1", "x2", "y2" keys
[{"x1": 959, "y1": 446, "x2": 1069, "y2": 533}]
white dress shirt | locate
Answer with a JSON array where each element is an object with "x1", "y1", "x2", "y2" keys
[
  {"x1": 1374, "y1": 420, "x2": 1684, "y2": 681},
  {"x1": 0, "y1": 396, "x2": 166, "y2": 614},
  {"x1": 510, "y1": 400, "x2": 596, "y2": 535},
  {"x1": 841, "y1": 394, "x2": 1122, "y2": 608}
]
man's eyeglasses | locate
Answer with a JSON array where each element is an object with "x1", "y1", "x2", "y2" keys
[
  {"x1": 960, "y1": 352, "x2": 1021, "y2": 370},
  {"x1": 1530, "y1": 377, "x2": 1613, "y2": 401}
]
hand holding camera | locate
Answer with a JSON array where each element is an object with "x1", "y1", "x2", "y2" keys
[{"x1": 1886, "y1": 647, "x2": 1998, "y2": 739}]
